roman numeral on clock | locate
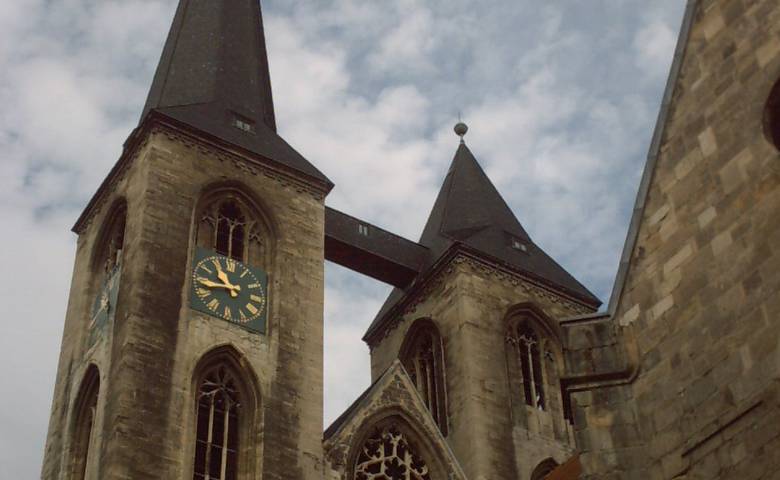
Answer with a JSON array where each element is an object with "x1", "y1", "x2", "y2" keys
[{"x1": 207, "y1": 298, "x2": 220, "y2": 312}]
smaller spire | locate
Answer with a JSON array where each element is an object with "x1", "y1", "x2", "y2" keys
[{"x1": 454, "y1": 121, "x2": 468, "y2": 144}]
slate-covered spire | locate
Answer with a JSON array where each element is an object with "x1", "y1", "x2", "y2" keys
[
  {"x1": 419, "y1": 142, "x2": 531, "y2": 255},
  {"x1": 418, "y1": 138, "x2": 598, "y2": 304},
  {"x1": 140, "y1": 0, "x2": 331, "y2": 186},
  {"x1": 365, "y1": 128, "x2": 599, "y2": 340}
]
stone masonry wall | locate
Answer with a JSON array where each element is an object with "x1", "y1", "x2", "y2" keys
[
  {"x1": 40, "y1": 139, "x2": 150, "y2": 480},
  {"x1": 581, "y1": 0, "x2": 780, "y2": 478}
]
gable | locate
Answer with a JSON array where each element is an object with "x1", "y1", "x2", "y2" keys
[{"x1": 323, "y1": 361, "x2": 466, "y2": 480}]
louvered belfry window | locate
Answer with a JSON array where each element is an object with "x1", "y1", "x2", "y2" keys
[{"x1": 193, "y1": 365, "x2": 240, "y2": 480}]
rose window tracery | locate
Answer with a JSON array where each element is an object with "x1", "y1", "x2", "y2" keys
[{"x1": 354, "y1": 425, "x2": 431, "y2": 480}]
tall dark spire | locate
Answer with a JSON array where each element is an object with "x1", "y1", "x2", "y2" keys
[
  {"x1": 419, "y1": 142, "x2": 531, "y2": 254},
  {"x1": 141, "y1": 0, "x2": 331, "y2": 186},
  {"x1": 418, "y1": 141, "x2": 598, "y2": 305},
  {"x1": 365, "y1": 132, "x2": 599, "y2": 340}
]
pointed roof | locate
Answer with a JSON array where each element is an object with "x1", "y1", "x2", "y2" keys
[
  {"x1": 419, "y1": 143, "x2": 531, "y2": 257},
  {"x1": 364, "y1": 140, "x2": 600, "y2": 341},
  {"x1": 141, "y1": 0, "x2": 331, "y2": 187}
]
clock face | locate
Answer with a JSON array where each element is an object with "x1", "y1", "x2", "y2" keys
[{"x1": 190, "y1": 248, "x2": 268, "y2": 333}]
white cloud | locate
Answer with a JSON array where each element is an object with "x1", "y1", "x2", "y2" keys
[
  {"x1": 368, "y1": 4, "x2": 437, "y2": 74},
  {"x1": 634, "y1": 20, "x2": 678, "y2": 79}
]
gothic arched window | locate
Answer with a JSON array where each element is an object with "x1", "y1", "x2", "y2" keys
[
  {"x1": 193, "y1": 365, "x2": 241, "y2": 480},
  {"x1": 191, "y1": 347, "x2": 261, "y2": 480},
  {"x1": 400, "y1": 320, "x2": 448, "y2": 435},
  {"x1": 197, "y1": 190, "x2": 271, "y2": 266},
  {"x1": 506, "y1": 315, "x2": 560, "y2": 413},
  {"x1": 93, "y1": 202, "x2": 126, "y2": 278},
  {"x1": 513, "y1": 323, "x2": 545, "y2": 410},
  {"x1": 353, "y1": 424, "x2": 431, "y2": 480},
  {"x1": 70, "y1": 366, "x2": 100, "y2": 480}
]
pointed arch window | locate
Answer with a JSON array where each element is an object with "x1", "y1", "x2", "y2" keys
[
  {"x1": 513, "y1": 324, "x2": 545, "y2": 410},
  {"x1": 400, "y1": 320, "x2": 448, "y2": 435},
  {"x1": 70, "y1": 366, "x2": 100, "y2": 480},
  {"x1": 506, "y1": 317, "x2": 557, "y2": 412},
  {"x1": 190, "y1": 347, "x2": 261, "y2": 480},
  {"x1": 354, "y1": 424, "x2": 431, "y2": 480},
  {"x1": 193, "y1": 365, "x2": 241, "y2": 480},
  {"x1": 197, "y1": 192, "x2": 270, "y2": 266},
  {"x1": 94, "y1": 203, "x2": 126, "y2": 278}
]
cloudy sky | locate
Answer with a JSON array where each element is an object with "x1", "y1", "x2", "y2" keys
[{"x1": 0, "y1": 0, "x2": 686, "y2": 476}]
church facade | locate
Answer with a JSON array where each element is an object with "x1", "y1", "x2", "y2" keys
[{"x1": 40, "y1": 0, "x2": 780, "y2": 479}]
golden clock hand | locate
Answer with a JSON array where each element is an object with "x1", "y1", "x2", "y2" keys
[
  {"x1": 214, "y1": 262, "x2": 232, "y2": 286},
  {"x1": 198, "y1": 278, "x2": 241, "y2": 298},
  {"x1": 214, "y1": 261, "x2": 242, "y2": 294},
  {"x1": 199, "y1": 278, "x2": 226, "y2": 288}
]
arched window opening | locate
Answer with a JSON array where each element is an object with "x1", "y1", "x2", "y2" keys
[
  {"x1": 198, "y1": 193, "x2": 269, "y2": 266},
  {"x1": 94, "y1": 203, "x2": 126, "y2": 277},
  {"x1": 531, "y1": 458, "x2": 559, "y2": 480},
  {"x1": 764, "y1": 78, "x2": 780, "y2": 150},
  {"x1": 354, "y1": 424, "x2": 431, "y2": 480},
  {"x1": 193, "y1": 365, "x2": 241, "y2": 480},
  {"x1": 400, "y1": 322, "x2": 448, "y2": 435},
  {"x1": 70, "y1": 366, "x2": 100, "y2": 480},
  {"x1": 105, "y1": 215, "x2": 125, "y2": 273},
  {"x1": 191, "y1": 347, "x2": 261, "y2": 480},
  {"x1": 507, "y1": 321, "x2": 547, "y2": 411}
]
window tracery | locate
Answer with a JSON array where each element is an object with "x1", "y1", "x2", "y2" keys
[
  {"x1": 197, "y1": 194, "x2": 268, "y2": 265},
  {"x1": 506, "y1": 318, "x2": 558, "y2": 412},
  {"x1": 193, "y1": 365, "x2": 241, "y2": 480},
  {"x1": 354, "y1": 424, "x2": 431, "y2": 480},
  {"x1": 507, "y1": 323, "x2": 546, "y2": 410},
  {"x1": 400, "y1": 321, "x2": 448, "y2": 435}
]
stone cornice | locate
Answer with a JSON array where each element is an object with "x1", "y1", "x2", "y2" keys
[
  {"x1": 364, "y1": 245, "x2": 596, "y2": 348},
  {"x1": 72, "y1": 112, "x2": 331, "y2": 235}
]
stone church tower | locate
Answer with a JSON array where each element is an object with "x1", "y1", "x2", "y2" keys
[
  {"x1": 41, "y1": 0, "x2": 780, "y2": 479},
  {"x1": 41, "y1": 1, "x2": 331, "y2": 478},
  {"x1": 325, "y1": 140, "x2": 600, "y2": 480}
]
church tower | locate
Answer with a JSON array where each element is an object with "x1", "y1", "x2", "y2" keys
[
  {"x1": 361, "y1": 127, "x2": 601, "y2": 479},
  {"x1": 41, "y1": 1, "x2": 331, "y2": 479}
]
